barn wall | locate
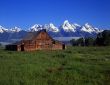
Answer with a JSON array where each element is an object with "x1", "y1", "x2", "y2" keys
[
  {"x1": 21, "y1": 40, "x2": 64, "y2": 51},
  {"x1": 24, "y1": 45, "x2": 36, "y2": 51},
  {"x1": 52, "y1": 43, "x2": 63, "y2": 50}
]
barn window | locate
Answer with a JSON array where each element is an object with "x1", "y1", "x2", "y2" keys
[{"x1": 52, "y1": 41, "x2": 55, "y2": 44}]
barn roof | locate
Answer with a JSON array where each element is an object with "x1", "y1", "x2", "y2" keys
[
  {"x1": 23, "y1": 32, "x2": 39, "y2": 40},
  {"x1": 23, "y1": 29, "x2": 53, "y2": 41}
]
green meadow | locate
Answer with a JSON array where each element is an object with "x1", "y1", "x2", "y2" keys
[{"x1": 0, "y1": 46, "x2": 110, "y2": 85}]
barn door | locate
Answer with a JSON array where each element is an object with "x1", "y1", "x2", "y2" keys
[
  {"x1": 21, "y1": 45, "x2": 24, "y2": 51},
  {"x1": 62, "y1": 44, "x2": 65, "y2": 50}
]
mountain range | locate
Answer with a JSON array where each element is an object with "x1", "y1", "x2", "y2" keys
[{"x1": 0, "y1": 20, "x2": 103, "y2": 43}]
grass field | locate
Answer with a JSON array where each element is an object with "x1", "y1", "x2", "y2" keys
[{"x1": 0, "y1": 46, "x2": 110, "y2": 85}]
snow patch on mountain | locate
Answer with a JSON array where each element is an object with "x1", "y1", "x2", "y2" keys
[
  {"x1": 30, "y1": 24, "x2": 43, "y2": 32},
  {"x1": 9, "y1": 27, "x2": 21, "y2": 32},
  {"x1": 43, "y1": 23, "x2": 59, "y2": 32},
  {"x1": 81, "y1": 23, "x2": 103, "y2": 33},
  {"x1": 81, "y1": 23, "x2": 95, "y2": 33},
  {"x1": 48, "y1": 23, "x2": 59, "y2": 32},
  {"x1": 0, "y1": 26, "x2": 21, "y2": 33},
  {"x1": 0, "y1": 26, "x2": 5, "y2": 33},
  {"x1": 94, "y1": 28, "x2": 103, "y2": 33},
  {"x1": 61, "y1": 20, "x2": 77, "y2": 32},
  {"x1": 0, "y1": 26, "x2": 8, "y2": 33},
  {"x1": 73, "y1": 23, "x2": 81, "y2": 27},
  {"x1": 30, "y1": 23, "x2": 59, "y2": 32}
]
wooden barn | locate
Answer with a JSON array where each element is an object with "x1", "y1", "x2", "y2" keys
[{"x1": 5, "y1": 29, "x2": 66, "y2": 51}]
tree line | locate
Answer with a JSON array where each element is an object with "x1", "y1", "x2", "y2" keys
[{"x1": 70, "y1": 30, "x2": 110, "y2": 46}]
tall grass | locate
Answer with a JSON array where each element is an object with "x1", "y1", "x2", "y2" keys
[{"x1": 0, "y1": 46, "x2": 110, "y2": 85}]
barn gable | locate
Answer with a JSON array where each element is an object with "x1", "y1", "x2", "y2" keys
[{"x1": 35, "y1": 31, "x2": 53, "y2": 41}]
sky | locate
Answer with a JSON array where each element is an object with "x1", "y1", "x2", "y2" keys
[{"x1": 0, "y1": 0, "x2": 110, "y2": 30}]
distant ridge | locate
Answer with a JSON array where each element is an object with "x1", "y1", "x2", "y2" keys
[{"x1": 0, "y1": 20, "x2": 104, "y2": 42}]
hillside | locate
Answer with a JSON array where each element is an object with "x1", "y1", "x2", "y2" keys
[{"x1": 0, "y1": 46, "x2": 110, "y2": 85}]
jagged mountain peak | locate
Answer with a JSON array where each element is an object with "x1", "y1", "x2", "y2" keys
[
  {"x1": 9, "y1": 26, "x2": 21, "y2": 32},
  {"x1": 49, "y1": 23, "x2": 56, "y2": 27},
  {"x1": 0, "y1": 20, "x2": 104, "y2": 36},
  {"x1": 31, "y1": 24, "x2": 42, "y2": 28},
  {"x1": 73, "y1": 23, "x2": 81, "y2": 27},
  {"x1": 30, "y1": 23, "x2": 59, "y2": 32},
  {"x1": 30, "y1": 24, "x2": 43, "y2": 32},
  {"x1": 63, "y1": 20, "x2": 70, "y2": 24},
  {"x1": 80, "y1": 23, "x2": 103, "y2": 33},
  {"x1": 61, "y1": 20, "x2": 78, "y2": 32},
  {"x1": 48, "y1": 23, "x2": 59, "y2": 32},
  {"x1": 84, "y1": 23, "x2": 94, "y2": 29},
  {"x1": 0, "y1": 21, "x2": 105, "y2": 43},
  {"x1": 81, "y1": 23, "x2": 95, "y2": 33},
  {"x1": 0, "y1": 25, "x2": 8, "y2": 33},
  {"x1": 0, "y1": 26, "x2": 22, "y2": 33}
]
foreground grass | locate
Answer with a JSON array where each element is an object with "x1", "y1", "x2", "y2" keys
[{"x1": 0, "y1": 46, "x2": 110, "y2": 85}]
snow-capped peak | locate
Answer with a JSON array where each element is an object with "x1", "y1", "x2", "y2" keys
[
  {"x1": 30, "y1": 24, "x2": 43, "y2": 32},
  {"x1": 30, "y1": 23, "x2": 59, "y2": 32},
  {"x1": 81, "y1": 23, "x2": 96, "y2": 33},
  {"x1": 0, "y1": 26, "x2": 4, "y2": 33},
  {"x1": 73, "y1": 23, "x2": 81, "y2": 27},
  {"x1": 48, "y1": 23, "x2": 59, "y2": 32},
  {"x1": 61, "y1": 20, "x2": 77, "y2": 32},
  {"x1": 63, "y1": 20, "x2": 69, "y2": 25},
  {"x1": 80, "y1": 23, "x2": 103, "y2": 33},
  {"x1": 94, "y1": 28, "x2": 103, "y2": 33},
  {"x1": 9, "y1": 27, "x2": 21, "y2": 32},
  {"x1": 0, "y1": 21, "x2": 103, "y2": 35},
  {"x1": 85, "y1": 23, "x2": 92, "y2": 28},
  {"x1": 0, "y1": 25, "x2": 8, "y2": 33}
]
